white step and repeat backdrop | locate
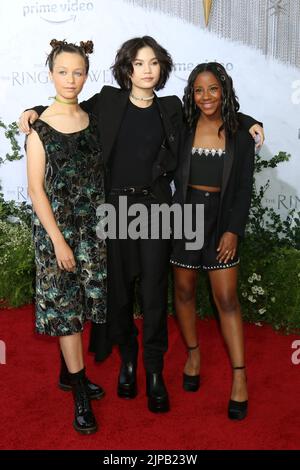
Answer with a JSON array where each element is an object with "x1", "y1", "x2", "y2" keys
[{"x1": 0, "y1": 0, "x2": 299, "y2": 215}]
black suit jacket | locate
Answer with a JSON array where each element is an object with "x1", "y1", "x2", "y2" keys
[
  {"x1": 31, "y1": 88, "x2": 258, "y2": 212},
  {"x1": 32, "y1": 85, "x2": 183, "y2": 203},
  {"x1": 80, "y1": 86, "x2": 183, "y2": 203},
  {"x1": 174, "y1": 121, "x2": 255, "y2": 240}
]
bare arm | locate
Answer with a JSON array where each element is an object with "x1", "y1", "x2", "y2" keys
[{"x1": 26, "y1": 130, "x2": 75, "y2": 271}]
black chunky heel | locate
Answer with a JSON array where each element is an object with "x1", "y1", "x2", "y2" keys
[
  {"x1": 59, "y1": 353, "x2": 105, "y2": 400},
  {"x1": 70, "y1": 368, "x2": 98, "y2": 435}
]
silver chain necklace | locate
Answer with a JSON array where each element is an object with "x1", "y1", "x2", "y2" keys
[{"x1": 130, "y1": 93, "x2": 154, "y2": 101}]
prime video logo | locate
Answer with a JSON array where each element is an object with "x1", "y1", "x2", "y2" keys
[
  {"x1": 173, "y1": 61, "x2": 234, "y2": 83},
  {"x1": 22, "y1": 0, "x2": 94, "y2": 23}
]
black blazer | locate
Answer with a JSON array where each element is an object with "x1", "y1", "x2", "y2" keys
[
  {"x1": 79, "y1": 86, "x2": 183, "y2": 203},
  {"x1": 31, "y1": 89, "x2": 258, "y2": 215},
  {"x1": 33, "y1": 86, "x2": 183, "y2": 203},
  {"x1": 174, "y1": 120, "x2": 255, "y2": 241}
]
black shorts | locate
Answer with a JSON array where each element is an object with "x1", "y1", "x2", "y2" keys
[{"x1": 170, "y1": 187, "x2": 239, "y2": 271}]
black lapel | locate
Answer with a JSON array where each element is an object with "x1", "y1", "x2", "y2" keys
[
  {"x1": 221, "y1": 132, "x2": 235, "y2": 200},
  {"x1": 155, "y1": 96, "x2": 177, "y2": 156},
  {"x1": 101, "y1": 89, "x2": 130, "y2": 164},
  {"x1": 182, "y1": 128, "x2": 195, "y2": 201}
]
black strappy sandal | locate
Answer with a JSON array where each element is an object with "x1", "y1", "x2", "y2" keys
[
  {"x1": 228, "y1": 366, "x2": 248, "y2": 420},
  {"x1": 183, "y1": 344, "x2": 200, "y2": 392}
]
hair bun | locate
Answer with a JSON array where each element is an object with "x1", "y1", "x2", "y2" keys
[
  {"x1": 50, "y1": 39, "x2": 67, "y2": 49},
  {"x1": 80, "y1": 40, "x2": 94, "y2": 54}
]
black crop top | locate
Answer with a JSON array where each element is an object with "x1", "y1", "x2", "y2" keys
[{"x1": 189, "y1": 147, "x2": 225, "y2": 187}]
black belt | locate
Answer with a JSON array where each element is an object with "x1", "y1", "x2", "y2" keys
[{"x1": 109, "y1": 186, "x2": 152, "y2": 196}]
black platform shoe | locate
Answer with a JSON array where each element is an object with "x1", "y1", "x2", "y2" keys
[
  {"x1": 117, "y1": 361, "x2": 137, "y2": 399},
  {"x1": 59, "y1": 353, "x2": 105, "y2": 400},
  {"x1": 183, "y1": 344, "x2": 200, "y2": 392},
  {"x1": 146, "y1": 372, "x2": 170, "y2": 413},
  {"x1": 70, "y1": 369, "x2": 98, "y2": 435},
  {"x1": 228, "y1": 366, "x2": 248, "y2": 420}
]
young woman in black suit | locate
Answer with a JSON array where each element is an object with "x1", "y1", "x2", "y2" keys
[
  {"x1": 84, "y1": 37, "x2": 183, "y2": 413},
  {"x1": 19, "y1": 40, "x2": 263, "y2": 415},
  {"x1": 171, "y1": 62, "x2": 258, "y2": 420}
]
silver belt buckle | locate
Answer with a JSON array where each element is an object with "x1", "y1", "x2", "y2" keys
[{"x1": 128, "y1": 187, "x2": 135, "y2": 193}]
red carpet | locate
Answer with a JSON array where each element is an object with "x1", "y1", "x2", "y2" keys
[{"x1": 0, "y1": 304, "x2": 300, "y2": 450}]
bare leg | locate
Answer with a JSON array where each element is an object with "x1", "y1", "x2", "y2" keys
[
  {"x1": 173, "y1": 266, "x2": 200, "y2": 375},
  {"x1": 59, "y1": 332, "x2": 84, "y2": 373},
  {"x1": 208, "y1": 267, "x2": 248, "y2": 402}
]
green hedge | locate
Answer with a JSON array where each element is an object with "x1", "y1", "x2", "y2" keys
[
  {"x1": 0, "y1": 118, "x2": 34, "y2": 307},
  {"x1": 0, "y1": 220, "x2": 34, "y2": 307},
  {"x1": 186, "y1": 241, "x2": 300, "y2": 333},
  {"x1": 1, "y1": 216, "x2": 299, "y2": 334}
]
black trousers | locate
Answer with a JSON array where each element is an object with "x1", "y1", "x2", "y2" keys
[{"x1": 107, "y1": 194, "x2": 170, "y2": 373}]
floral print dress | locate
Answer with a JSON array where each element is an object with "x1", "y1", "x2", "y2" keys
[{"x1": 30, "y1": 115, "x2": 106, "y2": 336}]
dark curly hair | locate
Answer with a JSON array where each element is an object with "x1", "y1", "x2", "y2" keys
[
  {"x1": 111, "y1": 36, "x2": 173, "y2": 90},
  {"x1": 183, "y1": 62, "x2": 240, "y2": 136},
  {"x1": 46, "y1": 39, "x2": 94, "y2": 73}
]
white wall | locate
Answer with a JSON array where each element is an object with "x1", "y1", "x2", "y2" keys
[{"x1": 0, "y1": 0, "x2": 299, "y2": 214}]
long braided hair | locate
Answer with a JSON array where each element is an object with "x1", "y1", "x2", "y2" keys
[{"x1": 183, "y1": 62, "x2": 240, "y2": 136}]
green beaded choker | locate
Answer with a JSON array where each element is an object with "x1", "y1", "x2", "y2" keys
[{"x1": 52, "y1": 95, "x2": 78, "y2": 105}]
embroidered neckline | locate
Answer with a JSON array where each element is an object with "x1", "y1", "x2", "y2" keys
[{"x1": 192, "y1": 147, "x2": 225, "y2": 157}]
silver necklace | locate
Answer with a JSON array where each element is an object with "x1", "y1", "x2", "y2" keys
[{"x1": 130, "y1": 93, "x2": 154, "y2": 101}]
